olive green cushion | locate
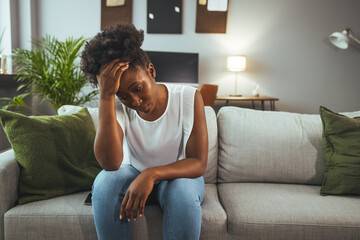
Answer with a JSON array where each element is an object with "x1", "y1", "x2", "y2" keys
[
  {"x1": 320, "y1": 106, "x2": 360, "y2": 196},
  {"x1": 0, "y1": 108, "x2": 101, "y2": 204}
]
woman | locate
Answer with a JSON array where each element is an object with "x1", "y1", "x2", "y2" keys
[{"x1": 80, "y1": 23, "x2": 208, "y2": 240}]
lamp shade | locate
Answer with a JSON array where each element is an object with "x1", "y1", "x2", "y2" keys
[
  {"x1": 329, "y1": 30, "x2": 349, "y2": 49},
  {"x1": 227, "y1": 56, "x2": 246, "y2": 72}
]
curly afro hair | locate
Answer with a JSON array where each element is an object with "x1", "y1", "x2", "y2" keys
[{"x1": 80, "y1": 24, "x2": 151, "y2": 87}]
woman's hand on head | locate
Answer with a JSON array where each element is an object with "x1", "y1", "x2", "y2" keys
[
  {"x1": 119, "y1": 169, "x2": 156, "y2": 222},
  {"x1": 97, "y1": 59, "x2": 129, "y2": 98}
]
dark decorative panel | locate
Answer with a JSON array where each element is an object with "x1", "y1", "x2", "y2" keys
[{"x1": 147, "y1": 0, "x2": 182, "y2": 34}]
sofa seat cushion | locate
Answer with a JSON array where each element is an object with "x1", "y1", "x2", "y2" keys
[
  {"x1": 218, "y1": 183, "x2": 360, "y2": 240},
  {"x1": 5, "y1": 184, "x2": 226, "y2": 240},
  {"x1": 4, "y1": 191, "x2": 97, "y2": 240},
  {"x1": 200, "y1": 184, "x2": 227, "y2": 240}
]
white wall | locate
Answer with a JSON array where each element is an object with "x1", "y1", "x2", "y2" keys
[
  {"x1": 5, "y1": 0, "x2": 360, "y2": 113},
  {"x1": 0, "y1": 0, "x2": 12, "y2": 61}
]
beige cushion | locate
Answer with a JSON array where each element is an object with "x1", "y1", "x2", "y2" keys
[
  {"x1": 4, "y1": 191, "x2": 97, "y2": 240},
  {"x1": 203, "y1": 107, "x2": 218, "y2": 184},
  {"x1": 217, "y1": 107, "x2": 360, "y2": 185},
  {"x1": 200, "y1": 184, "x2": 227, "y2": 240},
  {"x1": 218, "y1": 183, "x2": 360, "y2": 240},
  {"x1": 58, "y1": 105, "x2": 100, "y2": 130}
]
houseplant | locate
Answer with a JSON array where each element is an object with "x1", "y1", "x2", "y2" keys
[{"x1": 0, "y1": 35, "x2": 98, "y2": 114}]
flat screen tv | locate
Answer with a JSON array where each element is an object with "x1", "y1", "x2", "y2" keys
[{"x1": 145, "y1": 51, "x2": 199, "y2": 86}]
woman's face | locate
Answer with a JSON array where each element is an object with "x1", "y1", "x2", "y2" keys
[{"x1": 116, "y1": 64, "x2": 158, "y2": 114}]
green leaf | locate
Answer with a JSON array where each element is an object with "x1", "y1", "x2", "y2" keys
[
  {"x1": 0, "y1": 97, "x2": 13, "y2": 102},
  {"x1": 13, "y1": 97, "x2": 27, "y2": 106},
  {"x1": 11, "y1": 34, "x2": 95, "y2": 113}
]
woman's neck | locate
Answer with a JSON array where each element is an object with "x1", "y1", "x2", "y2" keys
[{"x1": 139, "y1": 84, "x2": 168, "y2": 121}]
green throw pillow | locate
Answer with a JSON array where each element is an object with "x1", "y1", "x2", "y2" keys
[
  {"x1": 319, "y1": 106, "x2": 360, "y2": 196},
  {"x1": 0, "y1": 108, "x2": 102, "y2": 204}
]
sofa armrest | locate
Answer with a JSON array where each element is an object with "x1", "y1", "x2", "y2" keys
[{"x1": 0, "y1": 149, "x2": 19, "y2": 240}]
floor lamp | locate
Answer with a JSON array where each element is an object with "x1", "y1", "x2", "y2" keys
[{"x1": 227, "y1": 56, "x2": 246, "y2": 96}]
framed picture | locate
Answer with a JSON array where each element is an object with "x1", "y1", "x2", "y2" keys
[
  {"x1": 196, "y1": 0, "x2": 228, "y2": 33},
  {"x1": 101, "y1": 0, "x2": 132, "y2": 30},
  {"x1": 147, "y1": 0, "x2": 182, "y2": 34}
]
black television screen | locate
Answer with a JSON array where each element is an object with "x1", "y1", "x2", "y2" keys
[{"x1": 145, "y1": 51, "x2": 199, "y2": 86}]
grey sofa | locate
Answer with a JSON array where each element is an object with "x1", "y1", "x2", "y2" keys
[{"x1": 1, "y1": 106, "x2": 360, "y2": 240}]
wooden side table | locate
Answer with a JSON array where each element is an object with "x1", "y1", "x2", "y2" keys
[{"x1": 216, "y1": 95, "x2": 279, "y2": 111}]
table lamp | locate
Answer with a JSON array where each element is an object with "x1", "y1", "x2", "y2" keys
[
  {"x1": 227, "y1": 56, "x2": 246, "y2": 96},
  {"x1": 0, "y1": 55, "x2": 7, "y2": 74},
  {"x1": 329, "y1": 28, "x2": 360, "y2": 49}
]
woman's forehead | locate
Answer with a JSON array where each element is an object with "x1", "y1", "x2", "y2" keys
[{"x1": 119, "y1": 68, "x2": 147, "y2": 91}]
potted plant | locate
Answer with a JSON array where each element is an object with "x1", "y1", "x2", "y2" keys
[{"x1": 0, "y1": 35, "x2": 98, "y2": 114}]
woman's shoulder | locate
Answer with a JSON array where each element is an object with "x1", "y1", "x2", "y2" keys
[{"x1": 165, "y1": 84, "x2": 196, "y2": 95}]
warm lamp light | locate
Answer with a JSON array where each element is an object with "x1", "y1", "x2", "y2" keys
[
  {"x1": 329, "y1": 28, "x2": 360, "y2": 49},
  {"x1": 227, "y1": 56, "x2": 246, "y2": 96},
  {"x1": 227, "y1": 56, "x2": 246, "y2": 72}
]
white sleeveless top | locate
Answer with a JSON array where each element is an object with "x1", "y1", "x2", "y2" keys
[{"x1": 117, "y1": 84, "x2": 196, "y2": 172}]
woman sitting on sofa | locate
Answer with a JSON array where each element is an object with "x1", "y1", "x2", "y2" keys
[{"x1": 80, "y1": 23, "x2": 208, "y2": 240}]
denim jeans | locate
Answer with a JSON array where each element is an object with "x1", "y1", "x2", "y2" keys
[{"x1": 92, "y1": 164, "x2": 205, "y2": 240}]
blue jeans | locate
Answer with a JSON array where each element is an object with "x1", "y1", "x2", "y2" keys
[{"x1": 92, "y1": 164, "x2": 205, "y2": 240}]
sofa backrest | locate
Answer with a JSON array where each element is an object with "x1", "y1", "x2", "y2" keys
[
  {"x1": 217, "y1": 107, "x2": 360, "y2": 185},
  {"x1": 203, "y1": 107, "x2": 218, "y2": 184}
]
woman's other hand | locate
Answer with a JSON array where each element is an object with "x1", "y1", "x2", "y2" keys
[
  {"x1": 120, "y1": 169, "x2": 155, "y2": 222},
  {"x1": 97, "y1": 59, "x2": 129, "y2": 98}
]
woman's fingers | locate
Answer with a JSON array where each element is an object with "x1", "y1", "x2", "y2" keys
[
  {"x1": 119, "y1": 192, "x2": 129, "y2": 220},
  {"x1": 99, "y1": 59, "x2": 128, "y2": 77},
  {"x1": 139, "y1": 199, "x2": 145, "y2": 217},
  {"x1": 125, "y1": 194, "x2": 135, "y2": 222},
  {"x1": 132, "y1": 198, "x2": 140, "y2": 221},
  {"x1": 109, "y1": 60, "x2": 122, "y2": 73},
  {"x1": 114, "y1": 63, "x2": 129, "y2": 81},
  {"x1": 120, "y1": 192, "x2": 146, "y2": 222},
  {"x1": 97, "y1": 60, "x2": 129, "y2": 96},
  {"x1": 99, "y1": 59, "x2": 116, "y2": 75}
]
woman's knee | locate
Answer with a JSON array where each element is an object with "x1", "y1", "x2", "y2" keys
[
  {"x1": 92, "y1": 165, "x2": 139, "y2": 198},
  {"x1": 161, "y1": 177, "x2": 204, "y2": 207}
]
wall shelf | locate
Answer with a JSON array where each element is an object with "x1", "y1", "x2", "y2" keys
[{"x1": 0, "y1": 74, "x2": 19, "y2": 88}]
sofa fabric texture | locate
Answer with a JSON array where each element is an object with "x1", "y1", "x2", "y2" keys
[
  {"x1": 4, "y1": 184, "x2": 226, "y2": 240},
  {"x1": 1, "y1": 106, "x2": 360, "y2": 240},
  {"x1": 217, "y1": 107, "x2": 360, "y2": 186},
  {"x1": 218, "y1": 183, "x2": 360, "y2": 240},
  {"x1": 0, "y1": 151, "x2": 19, "y2": 240}
]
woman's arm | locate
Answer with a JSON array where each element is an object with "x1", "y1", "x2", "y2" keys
[
  {"x1": 146, "y1": 89, "x2": 208, "y2": 180},
  {"x1": 120, "y1": 90, "x2": 208, "y2": 221},
  {"x1": 94, "y1": 60, "x2": 129, "y2": 170}
]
